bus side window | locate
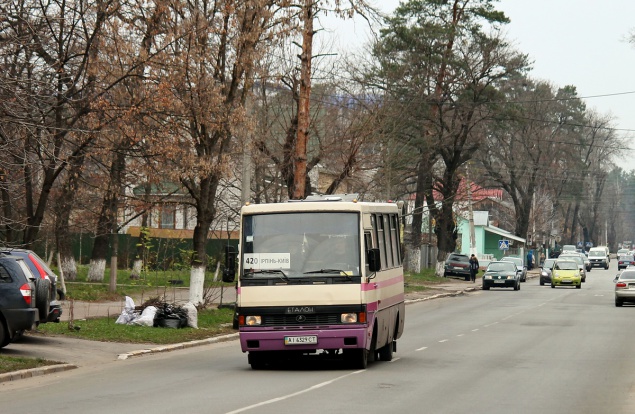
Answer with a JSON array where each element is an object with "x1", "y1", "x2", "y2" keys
[{"x1": 364, "y1": 232, "x2": 373, "y2": 270}]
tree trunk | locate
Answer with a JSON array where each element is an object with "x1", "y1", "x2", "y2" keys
[
  {"x1": 88, "y1": 151, "x2": 125, "y2": 282},
  {"x1": 189, "y1": 214, "x2": 211, "y2": 306},
  {"x1": 292, "y1": 1, "x2": 314, "y2": 200}
]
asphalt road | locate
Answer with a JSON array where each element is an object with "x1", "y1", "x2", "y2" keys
[{"x1": 2, "y1": 266, "x2": 634, "y2": 414}]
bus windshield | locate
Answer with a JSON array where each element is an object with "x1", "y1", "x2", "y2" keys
[{"x1": 241, "y1": 212, "x2": 360, "y2": 278}]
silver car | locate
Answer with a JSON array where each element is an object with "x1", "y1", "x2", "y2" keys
[
  {"x1": 501, "y1": 256, "x2": 527, "y2": 282},
  {"x1": 614, "y1": 269, "x2": 635, "y2": 306}
]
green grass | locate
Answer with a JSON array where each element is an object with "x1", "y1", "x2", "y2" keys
[
  {"x1": 0, "y1": 356, "x2": 62, "y2": 374},
  {"x1": 36, "y1": 307, "x2": 235, "y2": 344},
  {"x1": 404, "y1": 268, "x2": 443, "y2": 293}
]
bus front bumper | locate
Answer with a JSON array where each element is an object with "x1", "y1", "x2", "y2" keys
[{"x1": 239, "y1": 326, "x2": 368, "y2": 352}]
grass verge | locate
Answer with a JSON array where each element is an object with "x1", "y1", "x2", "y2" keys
[
  {"x1": 35, "y1": 307, "x2": 235, "y2": 344},
  {"x1": 0, "y1": 356, "x2": 63, "y2": 375},
  {"x1": 404, "y1": 268, "x2": 444, "y2": 293}
]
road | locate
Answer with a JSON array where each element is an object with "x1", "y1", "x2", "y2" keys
[{"x1": 1, "y1": 266, "x2": 634, "y2": 414}]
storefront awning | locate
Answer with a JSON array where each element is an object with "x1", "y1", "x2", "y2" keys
[{"x1": 484, "y1": 226, "x2": 526, "y2": 244}]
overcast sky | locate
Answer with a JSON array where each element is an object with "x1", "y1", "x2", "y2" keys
[{"x1": 320, "y1": 0, "x2": 635, "y2": 171}]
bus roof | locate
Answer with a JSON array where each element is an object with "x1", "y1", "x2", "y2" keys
[{"x1": 241, "y1": 196, "x2": 400, "y2": 215}]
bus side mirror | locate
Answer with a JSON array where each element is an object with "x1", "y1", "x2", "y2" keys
[
  {"x1": 368, "y1": 248, "x2": 381, "y2": 272},
  {"x1": 222, "y1": 246, "x2": 237, "y2": 283}
]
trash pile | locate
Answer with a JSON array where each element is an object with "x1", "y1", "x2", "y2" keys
[{"x1": 116, "y1": 296, "x2": 198, "y2": 329}]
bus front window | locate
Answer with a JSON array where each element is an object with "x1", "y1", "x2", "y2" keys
[{"x1": 241, "y1": 212, "x2": 360, "y2": 278}]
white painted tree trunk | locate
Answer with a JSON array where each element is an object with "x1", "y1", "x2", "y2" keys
[
  {"x1": 403, "y1": 244, "x2": 421, "y2": 273},
  {"x1": 435, "y1": 260, "x2": 445, "y2": 277},
  {"x1": 189, "y1": 265, "x2": 206, "y2": 306},
  {"x1": 60, "y1": 255, "x2": 77, "y2": 281},
  {"x1": 130, "y1": 259, "x2": 143, "y2": 279},
  {"x1": 87, "y1": 258, "x2": 106, "y2": 282}
]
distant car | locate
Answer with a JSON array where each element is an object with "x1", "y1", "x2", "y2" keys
[
  {"x1": 614, "y1": 269, "x2": 635, "y2": 306},
  {"x1": 0, "y1": 248, "x2": 62, "y2": 324},
  {"x1": 617, "y1": 255, "x2": 635, "y2": 270},
  {"x1": 500, "y1": 256, "x2": 527, "y2": 282},
  {"x1": 617, "y1": 249, "x2": 630, "y2": 257},
  {"x1": 443, "y1": 253, "x2": 471, "y2": 281},
  {"x1": 559, "y1": 253, "x2": 587, "y2": 282},
  {"x1": 482, "y1": 261, "x2": 521, "y2": 291},
  {"x1": 588, "y1": 248, "x2": 609, "y2": 269},
  {"x1": 551, "y1": 260, "x2": 582, "y2": 289},
  {"x1": 540, "y1": 258, "x2": 557, "y2": 286},
  {"x1": 0, "y1": 255, "x2": 38, "y2": 348}
]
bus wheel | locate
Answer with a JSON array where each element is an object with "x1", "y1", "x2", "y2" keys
[
  {"x1": 378, "y1": 341, "x2": 394, "y2": 361},
  {"x1": 248, "y1": 352, "x2": 266, "y2": 370},
  {"x1": 354, "y1": 349, "x2": 368, "y2": 369}
]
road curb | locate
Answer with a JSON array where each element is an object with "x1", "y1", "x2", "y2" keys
[
  {"x1": 0, "y1": 363, "x2": 77, "y2": 383},
  {"x1": 117, "y1": 332, "x2": 240, "y2": 360}
]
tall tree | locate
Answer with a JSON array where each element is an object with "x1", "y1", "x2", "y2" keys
[{"x1": 373, "y1": 0, "x2": 527, "y2": 274}]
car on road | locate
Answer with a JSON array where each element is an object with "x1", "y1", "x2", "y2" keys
[
  {"x1": 443, "y1": 253, "x2": 471, "y2": 281},
  {"x1": 500, "y1": 256, "x2": 527, "y2": 282},
  {"x1": 617, "y1": 248, "x2": 630, "y2": 257},
  {"x1": 539, "y1": 258, "x2": 557, "y2": 286},
  {"x1": 0, "y1": 248, "x2": 62, "y2": 324},
  {"x1": 588, "y1": 246, "x2": 610, "y2": 269},
  {"x1": 559, "y1": 253, "x2": 587, "y2": 282},
  {"x1": 614, "y1": 269, "x2": 635, "y2": 306},
  {"x1": 0, "y1": 255, "x2": 38, "y2": 348},
  {"x1": 482, "y1": 261, "x2": 521, "y2": 291},
  {"x1": 617, "y1": 255, "x2": 635, "y2": 270},
  {"x1": 551, "y1": 260, "x2": 582, "y2": 289}
]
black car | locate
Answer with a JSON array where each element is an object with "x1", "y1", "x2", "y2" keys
[
  {"x1": 0, "y1": 255, "x2": 38, "y2": 348},
  {"x1": 539, "y1": 258, "x2": 556, "y2": 286},
  {"x1": 443, "y1": 253, "x2": 471, "y2": 281},
  {"x1": 482, "y1": 261, "x2": 521, "y2": 291},
  {"x1": 0, "y1": 248, "x2": 62, "y2": 324}
]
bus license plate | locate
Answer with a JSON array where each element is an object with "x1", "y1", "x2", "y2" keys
[{"x1": 284, "y1": 336, "x2": 318, "y2": 345}]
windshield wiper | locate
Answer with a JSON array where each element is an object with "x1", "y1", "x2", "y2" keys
[
  {"x1": 244, "y1": 269, "x2": 289, "y2": 281},
  {"x1": 303, "y1": 269, "x2": 352, "y2": 280}
]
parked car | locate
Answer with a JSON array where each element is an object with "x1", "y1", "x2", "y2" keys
[
  {"x1": 559, "y1": 253, "x2": 587, "y2": 282},
  {"x1": 614, "y1": 269, "x2": 635, "y2": 306},
  {"x1": 500, "y1": 256, "x2": 527, "y2": 282},
  {"x1": 443, "y1": 253, "x2": 471, "y2": 281},
  {"x1": 617, "y1": 255, "x2": 635, "y2": 270},
  {"x1": 0, "y1": 255, "x2": 38, "y2": 348},
  {"x1": 539, "y1": 258, "x2": 557, "y2": 286},
  {"x1": 482, "y1": 261, "x2": 521, "y2": 291},
  {"x1": 0, "y1": 248, "x2": 62, "y2": 324},
  {"x1": 551, "y1": 259, "x2": 582, "y2": 289}
]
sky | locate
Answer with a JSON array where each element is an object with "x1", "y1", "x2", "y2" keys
[{"x1": 319, "y1": 0, "x2": 635, "y2": 171}]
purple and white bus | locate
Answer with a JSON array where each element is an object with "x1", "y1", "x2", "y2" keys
[{"x1": 224, "y1": 194, "x2": 405, "y2": 369}]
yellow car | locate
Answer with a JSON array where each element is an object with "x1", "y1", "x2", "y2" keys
[{"x1": 551, "y1": 260, "x2": 582, "y2": 289}]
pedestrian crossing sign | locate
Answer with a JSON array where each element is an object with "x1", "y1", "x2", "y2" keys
[{"x1": 499, "y1": 240, "x2": 509, "y2": 250}]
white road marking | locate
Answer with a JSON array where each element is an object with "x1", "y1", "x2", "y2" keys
[
  {"x1": 416, "y1": 346, "x2": 428, "y2": 351},
  {"x1": 390, "y1": 357, "x2": 401, "y2": 363},
  {"x1": 457, "y1": 334, "x2": 465, "y2": 337},
  {"x1": 225, "y1": 370, "x2": 363, "y2": 413},
  {"x1": 439, "y1": 339, "x2": 448, "y2": 343},
  {"x1": 472, "y1": 329, "x2": 479, "y2": 332},
  {"x1": 484, "y1": 322, "x2": 499, "y2": 327}
]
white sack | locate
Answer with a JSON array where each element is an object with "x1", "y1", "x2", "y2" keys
[
  {"x1": 182, "y1": 302, "x2": 198, "y2": 329},
  {"x1": 131, "y1": 305, "x2": 157, "y2": 327},
  {"x1": 115, "y1": 296, "x2": 138, "y2": 324}
]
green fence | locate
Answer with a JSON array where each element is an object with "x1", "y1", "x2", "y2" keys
[{"x1": 32, "y1": 233, "x2": 238, "y2": 271}]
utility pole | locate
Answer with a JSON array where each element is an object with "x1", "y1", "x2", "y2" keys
[{"x1": 466, "y1": 164, "x2": 477, "y2": 256}]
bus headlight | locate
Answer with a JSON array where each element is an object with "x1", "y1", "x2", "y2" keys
[
  {"x1": 341, "y1": 313, "x2": 358, "y2": 323},
  {"x1": 245, "y1": 315, "x2": 262, "y2": 326}
]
